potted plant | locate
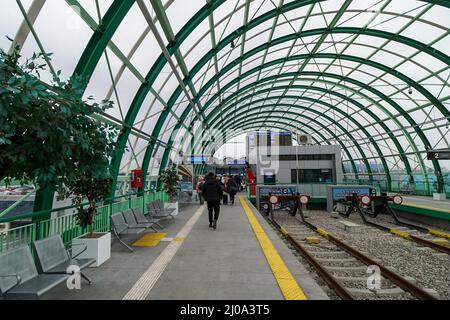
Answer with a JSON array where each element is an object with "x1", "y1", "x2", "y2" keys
[
  {"x1": 59, "y1": 177, "x2": 115, "y2": 267},
  {"x1": 159, "y1": 164, "x2": 180, "y2": 215},
  {"x1": 0, "y1": 47, "x2": 119, "y2": 266}
]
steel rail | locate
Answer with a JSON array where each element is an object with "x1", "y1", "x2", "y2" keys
[
  {"x1": 265, "y1": 203, "x2": 436, "y2": 300},
  {"x1": 269, "y1": 218, "x2": 354, "y2": 300},
  {"x1": 352, "y1": 203, "x2": 450, "y2": 255}
]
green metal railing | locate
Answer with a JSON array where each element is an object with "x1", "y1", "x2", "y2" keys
[{"x1": 0, "y1": 190, "x2": 169, "y2": 253}]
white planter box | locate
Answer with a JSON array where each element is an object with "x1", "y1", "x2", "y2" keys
[
  {"x1": 72, "y1": 232, "x2": 111, "y2": 267},
  {"x1": 433, "y1": 193, "x2": 447, "y2": 201},
  {"x1": 166, "y1": 201, "x2": 179, "y2": 216}
]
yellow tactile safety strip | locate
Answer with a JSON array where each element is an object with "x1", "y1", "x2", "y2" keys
[
  {"x1": 428, "y1": 229, "x2": 450, "y2": 240},
  {"x1": 390, "y1": 228, "x2": 410, "y2": 239},
  {"x1": 239, "y1": 196, "x2": 308, "y2": 300},
  {"x1": 316, "y1": 228, "x2": 329, "y2": 238},
  {"x1": 132, "y1": 233, "x2": 167, "y2": 247}
]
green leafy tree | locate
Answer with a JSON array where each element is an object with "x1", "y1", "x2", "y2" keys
[
  {"x1": 0, "y1": 47, "x2": 120, "y2": 237},
  {"x1": 160, "y1": 164, "x2": 180, "y2": 202}
]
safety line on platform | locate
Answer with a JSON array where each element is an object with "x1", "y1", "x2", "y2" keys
[
  {"x1": 239, "y1": 196, "x2": 308, "y2": 300},
  {"x1": 122, "y1": 205, "x2": 204, "y2": 300}
]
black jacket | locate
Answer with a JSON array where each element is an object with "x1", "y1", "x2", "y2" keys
[
  {"x1": 226, "y1": 180, "x2": 238, "y2": 194},
  {"x1": 201, "y1": 179, "x2": 223, "y2": 201}
]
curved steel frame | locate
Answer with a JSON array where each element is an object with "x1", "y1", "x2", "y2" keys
[
  {"x1": 152, "y1": 29, "x2": 449, "y2": 192},
  {"x1": 19, "y1": 0, "x2": 449, "y2": 211}
]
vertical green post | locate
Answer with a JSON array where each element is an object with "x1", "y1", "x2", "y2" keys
[{"x1": 32, "y1": 185, "x2": 54, "y2": 240}]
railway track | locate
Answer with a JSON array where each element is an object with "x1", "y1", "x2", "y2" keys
[
  {"x1": 267, "y1": 213, "x2": 438, "y2": 300},
  {"x1": 343, "y1": 206, "x2": 450, "y2": 255}
]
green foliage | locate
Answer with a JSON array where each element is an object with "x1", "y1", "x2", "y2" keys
[
  {"x1": 0, "y1": 47, "x2": 120, "y2": 237},
  {"x1": 159, "y1": 164, "x2": 180, "y2": 202}
]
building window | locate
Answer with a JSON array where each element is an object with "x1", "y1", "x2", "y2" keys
[{"x1": 291, "y1": 169, "x2": 333, "y2": 183}]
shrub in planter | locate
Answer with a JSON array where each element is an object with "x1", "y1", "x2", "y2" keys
[
  {"x1": 160, "y1": 164, "x2": 180, "y2": 202},
  {"x1": 0, "y1": 47, "x2": 119, "y2": 238}
]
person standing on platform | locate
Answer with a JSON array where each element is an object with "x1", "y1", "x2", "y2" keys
[
  {"x1": 201, "y1": 172, "x2": 223, "y2": 230},
  {"x1": 233, "y1": 175, "x2": 242, "y2": 191},
  {"x1": 196, "y1": 177, "x2": 205, "y2": 205},
  {"x1": 226, "y1": 177, "x2": 238, "y2": 205},
  {"x1": 218, "y1": 176, "x2": 227, "y2": 205}
]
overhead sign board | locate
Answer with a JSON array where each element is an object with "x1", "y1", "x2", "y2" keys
[
  {"x1": 226, "y1": 159, "x2": 247, "y2": 166},
  {"x1": 427, "y1": 149, "x2": 450, "y2": 160},
  {"x1": 184, "y1": 155, "x2": 211, "y2": 164}
]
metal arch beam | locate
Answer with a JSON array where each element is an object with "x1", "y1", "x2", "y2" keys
[
  {"x1": 202, "y1": 125, "x2": 349, "y2": 179},
  {"x1": 155, "y1": 28, "x2": 450, "y2": 185},
  {"x1": 158, "y1": 73, "x2": 418, "y2": 191},
  {"x1": 203, "y1": 124, "x2": 350, "y2": 175},
  {"x1": 113, "y1": 0, "x2": 226, "y2": 195},
  {"x1": 131, "y1": 3, "x2": 430, "y2": 190},
  {"x1": 192, "y1": 51, "x2": 429, "y2": 174},
  {"x1": 73, "y1": 0, "x2": 135, "y2": 81},
  {"x1": 205, "y1": 103, "x2": 393, "y2": 189},
  {"x1": 121, "y1": 3, "x2": 449, "y2": 193},
  {"x1": 196, "y1": 80, "x2": 417, "y2": 178},
  {"x1": 204, "y1": 117, "x2": 358, "y2": 177},
  {"x1": 163, "y1": 82, "x2": 413, "y2": 193},
  {"x1": 191, "y1": 73, "x2": 431, "y2": 178},
  {"x1": 211, "y1": 116, "x2": 361, "y2": 178},
  {"x1": 193, "y1": 53, "x2": 449, "y2": 124},
  {"x1": 188, "y1": 28, "x2": 450, "y2": 88},
  {"x1": 32, "y1": 0, "x2": 135, "y2": 215},
  {"x1": 208, "y1": 109, "x2": 374, "y2": 181}
]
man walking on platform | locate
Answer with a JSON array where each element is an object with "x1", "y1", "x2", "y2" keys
[{"x1": 200, "y1": 172, "x2": 223, "y2": 230}]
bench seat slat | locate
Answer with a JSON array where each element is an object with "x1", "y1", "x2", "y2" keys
[{"x1": 7, "y1": 274, "x2": 68, "y2": 297}]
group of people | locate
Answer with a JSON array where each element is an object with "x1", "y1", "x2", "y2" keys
[{"x1": 195, "y1": 173, "x2": 246, "y2": 230}]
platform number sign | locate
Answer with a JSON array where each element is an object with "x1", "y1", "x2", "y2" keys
[{"x1": 427, "y1": 150, "x2": 450, "y2": 160}]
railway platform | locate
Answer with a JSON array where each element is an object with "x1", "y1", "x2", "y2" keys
[{"x1": 41, "y1": 195, "x2": 328, "y2": 300}]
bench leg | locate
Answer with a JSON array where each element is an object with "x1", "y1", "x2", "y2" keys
[
  {"x1": 81, "y1": 272, "x2": 92, "y2": 285},
  {"x1": 113, "y1": 229, "x2": 134, "y2": 252},
  {"x1": 118, "y1": 237, "x2": 134, "y2": 252}
]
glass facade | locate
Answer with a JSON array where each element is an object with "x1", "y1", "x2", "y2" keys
[{"x1": 0, "y1": 0, "x2": 449, "y2": 197}]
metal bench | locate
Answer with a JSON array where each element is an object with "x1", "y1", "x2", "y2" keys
[
  {"x1": 111, "y1": 213, "x2": 146, "y2": 252},
  {"x1": 0, "y1": 246, "x2": 69, "y2": 299},
  {"x1": 131, "y1": 207, "x2": 163, "y2": 229},
  {"x1": 33, "y1": 235, "x2": 95, "y2": 285},
  {"x1": 147, "y1": 201, "x2": 174, "y2": 219},
  {"x1": 155, "y1": 199, "x2": 176, "y2": 216},
  {"x1": 122, "y1": 209, "x2": 158, "y2": 232}
]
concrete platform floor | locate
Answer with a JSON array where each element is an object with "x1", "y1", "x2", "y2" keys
[
  {"x1": 41, "y1": 196, "x2": 328, "y2": 300},
  {"x1": 389, "y1": 194, "x2": 450, "y2": 212}
]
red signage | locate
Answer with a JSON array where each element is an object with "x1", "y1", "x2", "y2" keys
[{"x1": 131, "y1": 169, "x2": 143, "y2": 189}]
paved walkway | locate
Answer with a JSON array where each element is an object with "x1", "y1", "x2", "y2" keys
[
  {"x1": 399, "y1": 195, "x2": 450, "y2": 212},
  {"x1": 42, "y1": 196, "x2": 328, "y2": 300}
]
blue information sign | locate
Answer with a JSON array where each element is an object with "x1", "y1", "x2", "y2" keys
[
  {"x1": 188, "y1": 156, "x2": 209, "y2": 163},
  {"x1": 331, "y1": 187, "x2": 370, "y2": 201}
]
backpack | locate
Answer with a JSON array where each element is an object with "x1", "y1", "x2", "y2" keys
[{"x1": 228, "y1": 181, "x2": 238, "y2": 194}]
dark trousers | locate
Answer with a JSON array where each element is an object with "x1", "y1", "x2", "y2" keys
[
  {"x1": 229, "y1": 192, "x2": 236, "y2": 204},
  {"x1": 207, "y1": 200, "x2": 220, "y2": 222},
  {"x1": 198, "y1": 193, "x2": 204, "y2": 205}
]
